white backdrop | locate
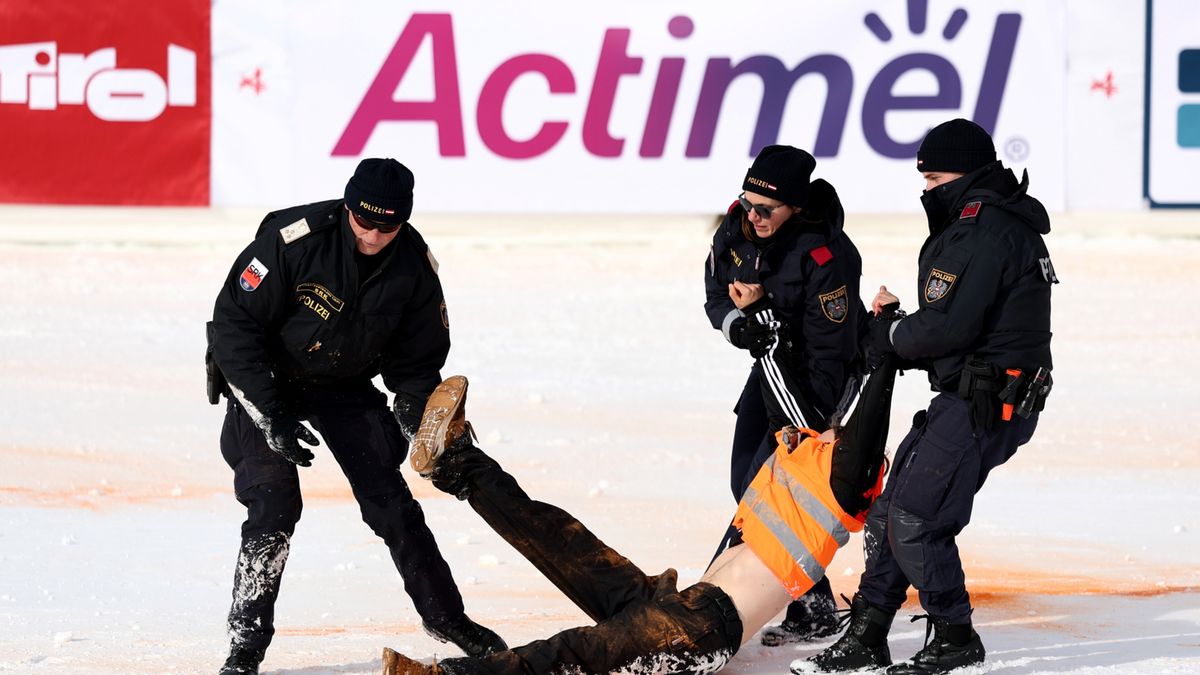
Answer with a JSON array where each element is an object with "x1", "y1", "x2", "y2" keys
[{"x1": 212, "y1": 1, "x2": 1073, "y2": 213}]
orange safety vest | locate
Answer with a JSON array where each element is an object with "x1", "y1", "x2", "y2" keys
[{"x1": 733, "y1": 428, "x2": 882, "y2": 599}]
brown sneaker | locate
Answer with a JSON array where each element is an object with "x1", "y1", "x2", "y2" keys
[
  {"x1": 382, "y1": 647, "x2": 441, "y2": 675},
  {"x1": 410, "y1": 375, "x2": 473, "y2": 477}
]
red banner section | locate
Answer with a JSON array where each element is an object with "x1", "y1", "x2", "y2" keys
[{"x1": 0, "y1": 1, "x2": 210, "y2": 205}]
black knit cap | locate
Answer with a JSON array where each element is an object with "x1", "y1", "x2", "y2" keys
[
  {"x1": 344, "y1": 158, "x2": 414, "y2": 225},
  {"x1": 916, "y1": 118, "x2": 996, "y2": 173},
  {"x1": 742, "y1": 145, "x2": 816, "y2": 206}
]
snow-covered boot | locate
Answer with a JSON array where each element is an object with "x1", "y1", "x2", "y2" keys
[
  {"x1": 761, "y1": 586, "x2": 843, "y2": 646},
  {"x1": 793, "y1": 593, "x2": 893, "y2": 673},
  {"x1": 218, "y1": 647, "x2": 263, "y2": 675},
  {"x1": 887, "y1": 616, "x2": 984, "y2": 674}
]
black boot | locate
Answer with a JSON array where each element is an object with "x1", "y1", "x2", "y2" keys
[
  {"x1": 424, "y1": 614, "x2": 507, "y2": 658},
  {"x1": 792, "y1": 594, "x2": 894, "y2": 673},
  {"x1": 761, "y1": 583, "x2": 843, "y2": 646},
  {"x1": 887, "y1": 616, "x2": 984, "y2": 674},
  {"x1": 218, "y1": 647, "x2": 264, "y2": 675}
]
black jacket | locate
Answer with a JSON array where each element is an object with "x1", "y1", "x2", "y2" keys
[
  {"x1": 211, "y1": 199, "x2": 449, "y2": 417},
  {"x1": 704, "y1": 180, "x2": 865, "y2": 414},
  {"x1": 893, "y1": 162, "x2": 1056, "y2": 392}
]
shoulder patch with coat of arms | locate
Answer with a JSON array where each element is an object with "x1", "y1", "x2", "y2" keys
[
  {"x1": 924, "y1": 268, "x2": 958, "y2": 303},
  {"x1": 819, "y1": 285, "x2": 849, "y2": 323}
]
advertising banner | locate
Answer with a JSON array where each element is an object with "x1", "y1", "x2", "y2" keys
[
  {"x1": 1145, "y1": 0, "x2": 1200, "y2": 207},
  {"x1": 0, "y1": 0, "x2": 210, "y2": 205},
  {"x1": 213, "y1": 0, "x2": 1067, "y2": 214}
]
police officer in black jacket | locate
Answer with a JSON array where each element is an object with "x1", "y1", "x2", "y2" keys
[
  {"x1": 209, "y1": 159, "x2": 505, "y2": 674},
  {"x1": 705, "y1": 146, "x2": 866, "y2": 645},
  {"x1": 804, "y1": 120, "x2": 1056, "y2": 675}
]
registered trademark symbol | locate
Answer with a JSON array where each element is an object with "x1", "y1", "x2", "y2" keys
[{"x1": 1004, "y1": 136, "x2": 1029, "y2": 162}]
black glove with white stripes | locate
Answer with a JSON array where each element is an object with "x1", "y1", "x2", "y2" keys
[{"x1": 743, "y1": 317, "x2": 782, "y2": 359}]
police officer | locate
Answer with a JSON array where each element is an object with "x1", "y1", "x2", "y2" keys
[
  {"x1": 209, "y1": 159, "x2": 505, "y2": 674},
  {"x1": 704, "y1": 145, "x2": 865, "y2": 645},
  {"x1": 803, "y1": 119, "x2": 1056, "y2": 674}
]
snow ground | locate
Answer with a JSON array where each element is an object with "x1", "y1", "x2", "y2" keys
[{"x1": 0, "y1": 207, "x2": 1197, "y2": 674}]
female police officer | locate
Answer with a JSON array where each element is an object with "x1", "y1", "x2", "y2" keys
[{"x1": 704, "y1": 145, "x2": 866, "y2": 645}]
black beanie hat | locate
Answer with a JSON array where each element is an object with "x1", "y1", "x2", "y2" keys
[
  {"x1": 742, "y1": 145, "x2": 816, "y2": 206},
  {"x1": 344, "y1": 158, "x2": 415, "y2": 225},
  {"x1": 916, "y1": 119, "x2": 996, "y2": 173}
]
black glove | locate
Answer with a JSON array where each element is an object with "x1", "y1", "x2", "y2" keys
[
  {"x1": 392, "y1": 391, "x2": 426, "y2": 443},
  {"x1": 256, "y1": 414, "x2": 319, "y2": 467},
  {"x1": 742, "y1": 317, "x2": 783, "y2": 359},
  {"x1": 864, "y1": 302, "x2": 905, "y2": 371}
]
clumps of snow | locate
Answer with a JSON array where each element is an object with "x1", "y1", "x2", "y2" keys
[
  {"x1": 60, "y1": 535, "x2": 77, "y2": 546},
  {"x1": 1173, "y1": 524, "x2": 1187, "y2": 534},
  {"x1": 588, "y1": 480, "x2": 610, "y2": 498},
  {"x1": 455, "y1": 534, "x2": 473, "y2": 545},
  {"x1": 334, "y1": 562, "x2": 358, "y2": 572},
  {"x1": 527, "y1": 393, "x2": 544, "y2": 404},
  {"x1": 52, "y1": 632, "x2": 72, "y2": 647},
  {"x1": 477, "y1": 554, "x2": 501, "y2": 567},
  {"x1": 842, "y1": 566, "x2": 856, "y2": 576},
  {"x1": 170, "y1": 486, "x2": 184, "y2": 497}
]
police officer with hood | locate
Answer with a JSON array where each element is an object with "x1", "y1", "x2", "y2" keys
[
  {"x1": 704, "y1": 145, "x2": 866, "y2": 645},
  {"x1": 802, "y1": 119, "x2": 1056, "y2": 674},
  {"x1": 209, "y1": 158, "x2": 505, "y2": 674}
]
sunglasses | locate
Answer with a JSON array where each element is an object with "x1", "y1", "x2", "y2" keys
[
  {"x1": 738, "y1": 194, "x2": 788, "y2": 220},
  {"x1": 350, "y1": 210, "x2": 403, "y2": 234}
]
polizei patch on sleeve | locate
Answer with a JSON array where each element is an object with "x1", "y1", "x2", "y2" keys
[
  {"x1": 925, "y1": 268, "x2": 958, "y2": 303},
  {"x1": 819, "y1": 285, "x2": 849, "y2": 323},
  {"x1": 239, "y1": 258, "x2": 269, "y2": 292}
]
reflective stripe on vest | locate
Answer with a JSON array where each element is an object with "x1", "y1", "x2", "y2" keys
[
  {"x1": 772, "y1": 465, "x2": 851, "y2": 548},
  {"x1": 742, "y1": 482, "x2": 827, "y2": 584}
]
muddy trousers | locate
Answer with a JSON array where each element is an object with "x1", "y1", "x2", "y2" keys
[
  {"x1": 856, "y1": 393, "x2": 1038, "y2": 623},
  {"x1": 220, "y1": 392, "x2": 465, "y2": 654},
  {"x1": 433, "y1": 446, "x2": 744, "y2": 675}
]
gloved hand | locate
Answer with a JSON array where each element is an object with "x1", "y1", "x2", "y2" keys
[
  {"x1": 742, "y1": 317, "x2": 782, "y2": 359},
  {"x1": 392, "y1": 391, "x2": 426, "y2": 443},
  {"x1": 864, "y1": 302, "x2": 905, "y2": 371},
  {"x1": 256, "y1": 414, "x2": 319, "y2": 467}
]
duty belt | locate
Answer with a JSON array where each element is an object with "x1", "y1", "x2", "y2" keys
[{"x1": 958, "y1": 359, "x2": 1053, "y2": 420}]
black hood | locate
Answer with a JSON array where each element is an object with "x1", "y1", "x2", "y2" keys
[
  {"x1": 924, "y1": 162, "x2": 1051, "y2": 236},
  {"x1": 796, "y1": 179, "x2": 846, "y2": 241}
]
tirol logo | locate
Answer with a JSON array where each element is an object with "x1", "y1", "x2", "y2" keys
[
  {"x1": 335, "y1": 0, "x2": 1020, "y2": 160},
  {"x1": 0, "y1": 0, "x2": 210, "y2": 206},
  {"x1": 0, "y1": 42, "x2": 196, "y2": 122}
]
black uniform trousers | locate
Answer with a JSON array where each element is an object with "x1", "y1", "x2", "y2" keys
[
  {"x1": 724, "y1": 364, "x2": 835, "y2": 621},
  {"x1": 219, "y1": 384, "x2": 464, "y2": 653},
  {"x1": 857, "y1": 392, "x2": 1038, "y2": 623},
  {"x1": 433, "y1": 446, "x2": 743, "y2": 675}
]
